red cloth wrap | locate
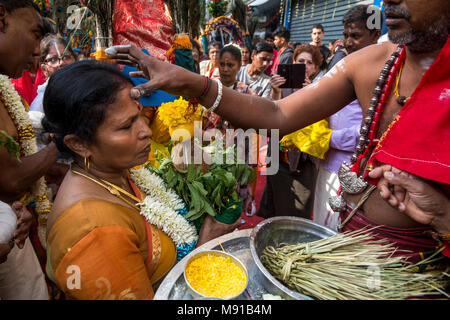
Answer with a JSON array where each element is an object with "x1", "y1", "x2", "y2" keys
[
  {"x1": 113, "y1": 0, "x2": 174, "y2": 62},
  {"x1": 10, "y1": 68, "x2": 46, "y2": 105},
  {"x1": 339, "y1": 207, "x2": 438, "y2": 264},
  {"x1": 370, "y1": 36, "x2": 450, "y2": 185}
]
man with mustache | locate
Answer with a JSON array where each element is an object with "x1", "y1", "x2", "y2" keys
[{"x1": 108, "y1": 0, "x2": 450, "y2": 263}]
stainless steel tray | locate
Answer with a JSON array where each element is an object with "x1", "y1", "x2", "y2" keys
[
  {"x1": 154, "y1": 217, "x2": 336, "y2": 300},
  {"x1": 154, "y1": 229, "x2": 258, "y2": 300}
]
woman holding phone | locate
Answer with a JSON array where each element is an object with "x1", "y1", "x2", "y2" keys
[
  {"x1": 257, "y1": 44, "x2": 325, "y2": 220},
  {"x1": 271, "y1": 44, "x2": 324, "y2": 100}
]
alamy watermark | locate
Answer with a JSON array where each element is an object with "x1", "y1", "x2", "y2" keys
[{"x1": 367, "y1": 5, "x2": 383, "y2": 31}]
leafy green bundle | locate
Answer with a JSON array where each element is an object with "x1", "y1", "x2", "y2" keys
[{"x1": 146, "y1": 144, "x2": 255, "y2": 223}]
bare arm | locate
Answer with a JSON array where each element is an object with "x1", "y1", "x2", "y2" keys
[
  {"x1": 0, "y1": 140, "x2": 57, "y2": 203},
  {"x1": 107, "y1": 45, "x2": 357, "y2": 136}
]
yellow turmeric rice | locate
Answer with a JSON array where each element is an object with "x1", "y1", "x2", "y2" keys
[{"x1": 185, "y1": 254, "x2": 247, "y2": 299}]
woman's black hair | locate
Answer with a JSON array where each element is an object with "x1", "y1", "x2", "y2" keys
[
  {"x1": 219, "y1": 45, "x2": 241, "y2": 63},
  {"x1": 42, "y1": 60, "x2": 133, "y2": 158},
  {"x1": 42, "y1": 17, "x2": 57, "y2": 36}
]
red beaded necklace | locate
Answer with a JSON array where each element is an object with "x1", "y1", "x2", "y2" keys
[{"x1": 355, "y1": 45, "x2": 407, "y2": 178}]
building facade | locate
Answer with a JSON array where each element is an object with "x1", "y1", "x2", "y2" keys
[{"x1": 286, "y1": 0, "x2": 373, "y2": 45}]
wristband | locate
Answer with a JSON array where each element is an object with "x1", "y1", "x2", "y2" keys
[
  {"x1": 209, "y1": 79, "x2": 223, "y2": 113},
  {"x1": 198, "y1": 76, "x2": 212, "y2": 98},
  {"x1": 189, "y1": 76, "x2": 212, "y2": 108}
]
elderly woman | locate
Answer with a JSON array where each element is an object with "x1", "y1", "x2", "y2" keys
[
  {"x1": 43, "y1": 61, "x2": 238, "y2": 300},
  {"x1": 29, "y1": 34, "x2": 77, "y2": 113},
  {"x1": 199, "y1": 42, "x2": 222, "y2": 79},
  {"x1": 271, "y1": 44, "x2": 324, "y2": 100}
]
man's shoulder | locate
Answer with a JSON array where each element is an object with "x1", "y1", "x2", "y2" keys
[
  {"x1": 342, "y1": 41, "x2": 397, "y2": 76},
  {"x1": 282, "y1": 47, "x2": 294, "y2": 55},
  {"x1": 351, "y1": 41, "x2": 396, "y2": 62}
]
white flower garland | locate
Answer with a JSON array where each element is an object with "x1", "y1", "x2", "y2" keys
[
  {"x1": 130, "y1": 167, "x2": 198, "y2": 247},
  {"x1": 0, "y1": 74, "x2": 51, "y2": 249}
]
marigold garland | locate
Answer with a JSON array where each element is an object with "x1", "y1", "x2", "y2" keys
[{"x1": 0, "y1": 74, "x2": 52, "y2": 248}]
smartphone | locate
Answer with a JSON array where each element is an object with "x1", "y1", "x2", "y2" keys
[{"x1": 277, "y1": 64, "x2": 306, "y2": 88}]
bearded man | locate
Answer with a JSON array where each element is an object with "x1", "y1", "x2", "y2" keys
[{"x1": 108, "y1": 0, "x2": 450, "y2": 264}]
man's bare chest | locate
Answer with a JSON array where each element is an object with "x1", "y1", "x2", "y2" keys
[{"x1": 0, "y1": 103, "x2": 19, "y2": 140}]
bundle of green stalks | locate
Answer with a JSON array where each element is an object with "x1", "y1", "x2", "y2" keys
[{"x1": 261, "y1": 228, "x2": 449, "y2": 300}]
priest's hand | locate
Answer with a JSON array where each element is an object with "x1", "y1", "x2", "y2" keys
[
  {"x1": 106, "y1": 44, "x2": 197, "y2": 99},
  {"x1": 369, "y1": 165, "x2": 450, "y2": 234}
]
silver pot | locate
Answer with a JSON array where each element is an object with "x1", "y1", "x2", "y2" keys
[
  {"x1": 184, "y1": 250, "x2": 248, "y2": 300},
  {"x1": 249, "y1": 216, "x2": 337, "y2": 300}
]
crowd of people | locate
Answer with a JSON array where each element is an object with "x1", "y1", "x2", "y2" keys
[{"x1": 0, "y1": 0, "x2": 448, "y2": 300}]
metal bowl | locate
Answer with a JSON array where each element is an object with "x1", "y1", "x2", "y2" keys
[
  {"x1": 249, "y1": 216, "x2": 337, "y2": 300},
  {"x1": 183, "y1": 250, "x2": 248, "y2": 300}
]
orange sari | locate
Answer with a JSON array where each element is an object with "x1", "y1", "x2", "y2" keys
[{"x1": 46, "y1": 181, "x2": 176, "y2": 300}]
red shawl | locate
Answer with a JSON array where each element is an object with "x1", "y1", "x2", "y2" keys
[
  {"x1": 371, "y1": 36, "x2": 450, "y2": 185},
  {"x1": 10, "y1": 68, "x2": 46, "y2": 106}
]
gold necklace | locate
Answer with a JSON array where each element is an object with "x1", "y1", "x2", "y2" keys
[{"x1": 71, "y1": 168, "x2": 141, "y2": 211}]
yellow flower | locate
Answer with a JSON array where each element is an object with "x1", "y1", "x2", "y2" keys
[{"x1": 158, "y1": 97, "x2": 202, "y2": 129}]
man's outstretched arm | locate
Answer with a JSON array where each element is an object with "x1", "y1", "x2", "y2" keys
[{"x1": 106, "y1": 44, "x2": 358, "y2": 137}]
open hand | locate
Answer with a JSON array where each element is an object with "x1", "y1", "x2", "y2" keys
[
  {"x1": 106, "y1": 44, "x2": 192, "y2": 99},
  {"x1": 369, "y1": 165, "x2": 450, "y2": 233}
]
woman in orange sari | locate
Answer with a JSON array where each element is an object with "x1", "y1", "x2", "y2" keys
[{"x1": 42, "y1": 61, "x2": 238, "y2": 299}]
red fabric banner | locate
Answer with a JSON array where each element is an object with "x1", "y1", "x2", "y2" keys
[{"x1": 113, "y1": 0, "x2": 174, "y2": 62}]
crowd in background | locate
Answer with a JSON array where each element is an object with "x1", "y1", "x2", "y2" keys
[{"x1": 192, "y1": 5, "x2": 380, "y2": 231}]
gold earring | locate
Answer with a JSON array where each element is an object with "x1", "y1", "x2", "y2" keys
[{"x1": 84, "y1": 156, "x2": 90, "y2": 171}]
